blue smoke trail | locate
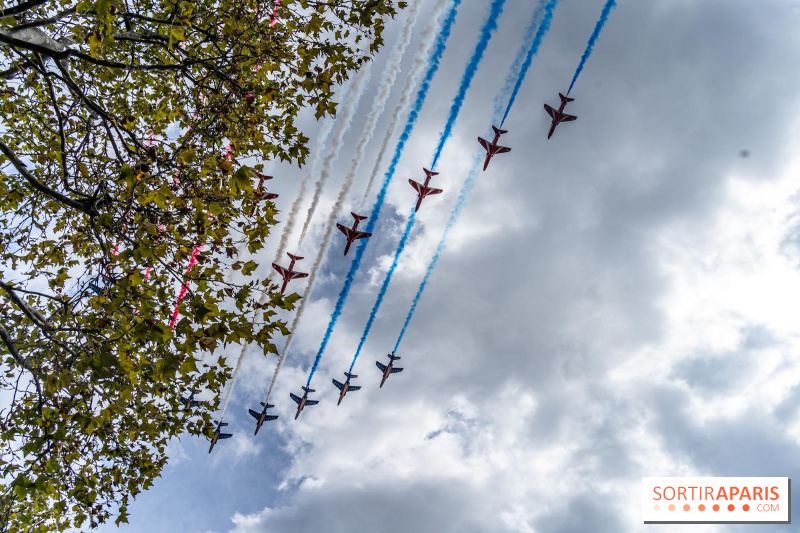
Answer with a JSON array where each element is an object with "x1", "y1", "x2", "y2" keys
[
  {"x1": 500, "y1": 0, "x2": 560, "y2": 126},
  {"x1": 395, "y1": 153, "x2": 483, "y2": 352},
  {"x1": 304, "y1": 0, "x2": 462, "y2": 388},
  {"x1": 346, "y1": 0, "x2": 507, "y2": 373},
  {"x1": 567, "y1": 0, "x2": 617, "y2": 95},
  {"x1": 348, "y1": 208, "x2": 416, "y2": 373},
  {"x1": 431, "y1": 0, "x2": 507, "y2": 170}
]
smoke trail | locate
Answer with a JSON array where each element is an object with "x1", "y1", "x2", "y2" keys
[
  {"x1": 303, "y1": 0, "x2": 463, "y2": 388},
  {"x1": 268, "y1": 117, "x2": 334, "y2": 281},
  {"x1": 394, "y1": 153, "x2": 481, "y2": 352},
  {"x1": 345, "y1": 0, "x2": 506, "y2": 371},
  {"x1": 361, "y1": 0, "x2": 450, "y2": 205},
  {"x1": 297, "y1": 61, "x2": 373, "y2": 245},
  {"x1": 261, "y1": 0, "x2": 424, "y2": 402},
  {"x1": 500, "y1": 0, "x2": 559, "y2": 126},
  {"x1": 397, "y1": 0, "x2": 564, "y2": 351},
  {"x1": 348, "y1": 208, "x2": 416, "y2": 372},
  {"x1": 430, "y1": 0, "x2": 506, "y2": 170},
  {"x1": 567, "y1": 0, "x2": 617, "y2": 95}
]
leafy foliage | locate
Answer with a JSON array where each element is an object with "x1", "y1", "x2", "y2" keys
[{"x1": 0, "y1": 0, "x2": 400, "y2": 530}]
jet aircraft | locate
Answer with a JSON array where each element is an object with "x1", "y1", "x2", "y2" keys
[
  {"x1": 409, "y1": 168, "x2": 443, "y2": 212},
  {"x1": 179, "y1": 390, "x2": 206, "y2": 410},
  {"x1": 376, "y1": 352, "x2": 403, "y2": 388},
  {"x1": 544, "y1": 93, "x2": 577, "y2": 139},
  {"x1": 336, "y1": 213, "x2": 372, "y2": 256},
  {"x1": 250, "y1": 172, "x2": 279, "y2": 215},
  {"x1": 332, "y1": 372, "x2": 361, "y2": 405},
  {"x1": 477, "y1": 126, "x2": 511, "y2": 171},
  {"x1": 290, "y1": 386, "x2": 319, "y2": 420},
  {"x1": 248, "y1": 401, "x2": 278, "y2": 435},
  {"x1": 208, "y1": 420, "x2": 232, "y2": 453},
  {"x1": 272, "y1": 253, "x2": 309, "y2": 294}
]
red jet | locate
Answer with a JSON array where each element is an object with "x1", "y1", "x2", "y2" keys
[
  {"x1": 376, "y1": 352, "x2": 403, "y2": 388},
  {"x1": 332, "y1": 372, "x2": 361, "y2": 405},
  {"x1": 250, "y1": 172, "x2": 279, "y2": 215},
  {"x1": 248, "y1": 401, "x2": 278, "y2": 435},
  {"x1": 477, "y1": 126, "x2": 511, "y2": 171},
  {"x1": 336, "y1": 213, "x2": 372, "y2": 256},
  {"x1": 272, "y1": 253, "x2": 309, "y2": 294},
  {"x1": 290, "y1": 386, "x2": 319, "y2": 420},
  {"x1": 409, "y1": 168, "x2": 443, "y2": 212},
  {"x1": 544, "y1": 93, "x2": 577, "y2": 139}
]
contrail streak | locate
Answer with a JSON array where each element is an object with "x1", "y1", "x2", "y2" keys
[
  {"x1": 567, "y1": 0, "x2": 617, "y2": 95},
  {"x1": 348, "y1": 0, "x2": 506, "y2": 371},
  {"x1": 499, "y1": 0, "x2": 559, "y2": 126},
  {"x1": 297, "y1": 60, "x2": 373, "y2": 245},
  {"x1": 262, "y1": 0, "x2": 424, "y2": 402},
  {"x1": 395, "y1": 0, "x2": 563, "y2": 351},
  {"x1": 361, "y1": 0, "x2": 450, "y2": 205},
  {"x1": 303, "y1": 0, "x2": 463, "y2": 388}
]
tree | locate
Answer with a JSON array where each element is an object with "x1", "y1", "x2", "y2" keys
[{"x1": 0, "y1": 0, "x2": 400, "y2": 530}]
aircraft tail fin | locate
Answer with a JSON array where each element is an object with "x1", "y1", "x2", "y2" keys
[
  {"x1": 302, "y1": 386, "x2": 316, "y2": 393},
  {"x1": 492, "y1": 126, "x2": 508, "y2": 136},
  {"x1": 287, "y1": 253, "x2": 304, "y2": 261},
  {"x1": 260, "y1": 401, "x2": 265, "y2": 406},
  {"x1": 345, "y1": 372, "x2": 357, "y2": 379},
  {"x1": 423, "y1": 167, "x2": 439, "y2": 178},
  {"x1": 559, "y1": 92, "x2": 574, "y2": 103},
  {"x1": 351, "y1": 212, "x2": 368, "y2": 222}
]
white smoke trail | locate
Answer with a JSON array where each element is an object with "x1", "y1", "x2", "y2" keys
[
  {"x1": 264, "y1": 2, "x2": 425, "y2": 402},
  {"x1": 361, "y1": 0, "x2": 450, "y2": 205},
  {"x1": 296, "y1": 60, "x2": 372, "y2": 246}
]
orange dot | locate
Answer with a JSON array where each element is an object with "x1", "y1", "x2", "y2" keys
[
  {"x1": 653, "y1": 505, "x2": 661, "y2": 511},
  {"x1": 728, "y1": 504, "x2": 735, "y2": 511},
  {"x1": 713, "y1": 504, "x2": 720, "y2": 511},
  {"x1": 698, "y1": 504, "x2": 706, "y2": 511},
  {"x1": 683, "y1": 504, "x2": 691, "y2": 511},
  {"x1": 669, "y1": 504, "x2": 676, "y2": 511},
  {"x1": 743, "y1": 504, "x2": 750, "y2": 512}
]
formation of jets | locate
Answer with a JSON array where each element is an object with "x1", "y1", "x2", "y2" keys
[
  {"x1": 198, "y1": 91, "x2": 582, "y2": 450},
  {"x1": 336, "y1": 212, "x2": 372, "y2": 255}
]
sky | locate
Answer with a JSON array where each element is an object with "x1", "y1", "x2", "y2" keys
[{"x1": 101, "y1": 0, "x2": 800, "y2": 531}]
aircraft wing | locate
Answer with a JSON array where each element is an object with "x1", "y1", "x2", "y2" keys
[
  {"x1": 478, "y1": 137, "x2": 489, "y2": 151},
  {"x1": 264, "y1": 415, "x2": 278, "y2": 421},
  {"x1": 305, "y1": 400, "x2": 319, "y2": 406},
  {"x1": 496, "y1": 146, "x2": 511, "y2": 154},
  {"x1": 180, "y1": 396, "x2": 189, "y2": 404},
  {"x1": 290, "y1": 392, "x2": 302, "y2": 404},
  {"x1": 288, "y1": 271, "x2": 309, "y2": 281},
  {"x1": 219, "y1": 433, "x2": 233, "y2": 440},
  {"x1": 544, "y1": 104, "x2": 557, "y2": 119},
  {"x1": 248, "y1": 409, "x2": 261, "y2": 420},
  {"x1": 409, "y1": 179, "x2": 422, "y2": 194},
  {"x1": 272, "y1": 263, "x2": 289, "y2": 279},
  {"x1": 348, "y1": 385, "x2": 362, "y2": 392},
  {"x1": 390, "y1": 368, "x2": 403, "y2": 374},
  {"x1": 332, "y1": 379, "x2": 343, "y2": 390},
  {"x1": 376, "y1": 361, "x2": 387, "y2": 372},
  {"x1": 353, "y1": 230, "x2": 371, "y2": 240},
  {"x1": 336, "y1": 223, "x2": 352, "y2": 239},
  {"x1": 425, "y1": 187, "x2": 443, "y2": 197},
  {"x1": 561, "y1": 113, "x2": 577, "y2": 122}
]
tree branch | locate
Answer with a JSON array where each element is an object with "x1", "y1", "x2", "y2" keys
[{"x1": 0, "y1": 0, "x2": 47, "y2": 20}]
